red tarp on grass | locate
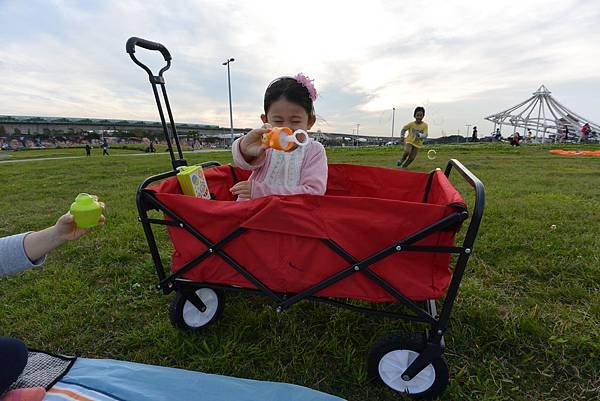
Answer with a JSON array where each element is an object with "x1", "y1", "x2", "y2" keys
[{"x1": 148, "y1": 164, "x2": 466, "y2": 302}]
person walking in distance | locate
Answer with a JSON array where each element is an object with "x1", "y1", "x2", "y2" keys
[{"x1": 101, "y1": 139, "x2": 109, "y2": 156}]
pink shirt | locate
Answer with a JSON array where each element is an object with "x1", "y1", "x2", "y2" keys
[{"x1": 232, "y1": 137, "x2": 328, "y2": 199}]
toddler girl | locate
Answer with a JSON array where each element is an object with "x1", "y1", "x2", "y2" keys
[{"x1": 230, "y1": 74, "x2": 328, "y2": 199}]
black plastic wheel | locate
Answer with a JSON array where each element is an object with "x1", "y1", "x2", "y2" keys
[
  {"x1": 169, "y1": 288, "x2": 224, "y2": 331},
  {"x1": 367, "y1": 332, "x2": 449, "y2": 399}
]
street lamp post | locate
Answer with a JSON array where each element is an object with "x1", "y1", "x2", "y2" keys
[
  {"x1": 391, "y1": 107, "x2": 396, "y2": 138},
  {"x1": 356, "y1": 123, "x2": 360, "y2": 136},
  {"x1": 222, "y1": 58, "x2": 235, "y2": 146}
]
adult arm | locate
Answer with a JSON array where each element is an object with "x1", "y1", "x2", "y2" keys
[
  {"x1": 22, "y1": 225, "x2": 69, "y2": 263},
  {"x1": 0, "y1": 212, "x2": 104, "y2": 277}
]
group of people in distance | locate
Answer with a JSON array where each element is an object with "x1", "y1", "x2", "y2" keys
[
  {"x1": 492, "y1": 122, "x2": 594, "y2": 146},
  {"x1": 84, "y1": 140, "x2": 110, "y2": 156}
]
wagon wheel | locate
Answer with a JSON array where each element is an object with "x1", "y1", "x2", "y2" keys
[
  {"x1": 367, "y1": 332, "x2": 449, "y2": 399},
  {"x1": 169, "y1": 288, "x2": 224, "y2": 331}
]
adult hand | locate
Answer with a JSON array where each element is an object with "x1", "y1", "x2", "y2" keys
[
  {"x1": 53, "y1": 211, "x2": 106, "y2": 242},
  {"x1": 240, "y1": 124, "x2": 271, "y2": 159},
  {"x1": 230, "y1": 180, "x2": 252, "y2": 199},
  {"x1": 23, "y1": 203, "x2": 105, "y2": 262}
]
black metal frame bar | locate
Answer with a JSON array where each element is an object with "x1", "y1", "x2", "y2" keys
[{"x1": 127, "y1": 36, "x2": 485, "y2": 385}]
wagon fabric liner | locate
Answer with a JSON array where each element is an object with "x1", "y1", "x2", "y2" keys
[{"x1": 148, "y1": 163, "x2": 466, "y2": 302}]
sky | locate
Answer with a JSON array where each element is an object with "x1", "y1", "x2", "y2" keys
[{"x1": 1, "y1": 0, "x2": 599, "y2": 138}]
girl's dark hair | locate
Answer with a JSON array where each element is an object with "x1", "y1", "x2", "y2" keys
[
  {"x1": 414, "y1": 106, "x2": 425, "y2": 117},
  {"x1": 264, "y1": 77, "x2": 315, "y2": 117}
]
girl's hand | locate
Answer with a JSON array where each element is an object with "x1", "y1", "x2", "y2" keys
[
  {"x1": 230, "y1": 180, "x2": 252, "y2": 199},
  {"x1": 240, "y1": 124, "x2": 271, "y2": 159}
]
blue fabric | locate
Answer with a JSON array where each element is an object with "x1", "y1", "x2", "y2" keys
[{"x1": 60, "y1": 358, "x2": 345, "y2": 401}]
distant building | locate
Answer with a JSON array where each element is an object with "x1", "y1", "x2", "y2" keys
[
  {"x1": 0, "y1": 115, "x2": 220, "y2": 137},
  {"x1": 0, "y1": 114, "x2": 407, "y2": 149}
]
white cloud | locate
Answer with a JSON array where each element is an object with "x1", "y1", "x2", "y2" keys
[{"x1": 1, "y1": 0, "x2": 599, "y2": 136}]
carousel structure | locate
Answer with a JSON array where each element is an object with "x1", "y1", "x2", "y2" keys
[{"x1": 485, "y1": 85, "x2": 599, "y2": 142}]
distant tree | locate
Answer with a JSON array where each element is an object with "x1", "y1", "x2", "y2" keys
[
  {"x1": 131, "y1": 128, "x2": 147, "y2": 138},
  {"x1": 14, "y1": 127, "x2": 21, "y2": 135},
  {"x1": 0, "y1": 125, "x2": 5, "y2": 136}
]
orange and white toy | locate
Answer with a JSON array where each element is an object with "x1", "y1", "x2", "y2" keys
[{"x1": 261, "y1": 127, "x2": 310, "y2": 152}]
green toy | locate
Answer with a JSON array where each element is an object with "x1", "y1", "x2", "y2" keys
[{"x1": 70, "y1": 193, "x2": 103, "y2": 228}]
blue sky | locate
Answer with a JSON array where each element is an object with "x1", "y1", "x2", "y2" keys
[{"x1": 1, "y1": 0, "x2": 599, "y2": 137}]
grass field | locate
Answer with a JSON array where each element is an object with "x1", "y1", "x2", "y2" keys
[
  {"x1": 0, "y1": 144, "x2": 202, "y2": 160},
  {"x1": 1, "y1": 144, "x2": 599, "y2": 400}
]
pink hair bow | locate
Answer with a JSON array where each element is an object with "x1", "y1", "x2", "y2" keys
[{"x1": 294, "y1": 73, "x2": 317, "y2": 101}]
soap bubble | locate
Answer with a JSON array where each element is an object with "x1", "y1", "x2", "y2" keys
[{"x1": 427, "y1": 149, "x2": 437, "y2": 160}]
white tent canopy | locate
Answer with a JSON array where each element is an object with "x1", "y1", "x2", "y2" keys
[{"x1": 485, "y1": 85, "x2": 600, "y2": 142}]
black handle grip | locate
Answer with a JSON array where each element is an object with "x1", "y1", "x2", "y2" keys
[{"x1": 126, "y1": 37, "x2": 171, "y2": 61}]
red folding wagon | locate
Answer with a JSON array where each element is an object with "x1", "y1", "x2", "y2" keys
[{"x1": 127, "y1": 37, "x2": 485, "y2": 399}]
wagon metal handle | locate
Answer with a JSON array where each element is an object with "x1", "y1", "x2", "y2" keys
[
  {"x1": 126, "y1": 37, "x2": 172, "y2": 81},
  {"x1": 444, "y1": 159, "x2": 485, "y2": 244},
  {"x1": 126, "y1": 37, "x2": 171, "y2": 61}
]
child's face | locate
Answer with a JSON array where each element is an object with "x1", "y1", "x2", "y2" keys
[
  {"x1": 414, "y1": 111, "x2": 424, "y2": 123},
  {"x1": 261, "y1": 98, "x2": 315, "y2": 132}
]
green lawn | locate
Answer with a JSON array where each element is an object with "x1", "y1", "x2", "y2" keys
[
  {"x1": 0, "y1": 143, "x2": 212, "y2": 159},
  {"x1": 1, "y1": 144, "x2": 599, "y2": 400}
]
